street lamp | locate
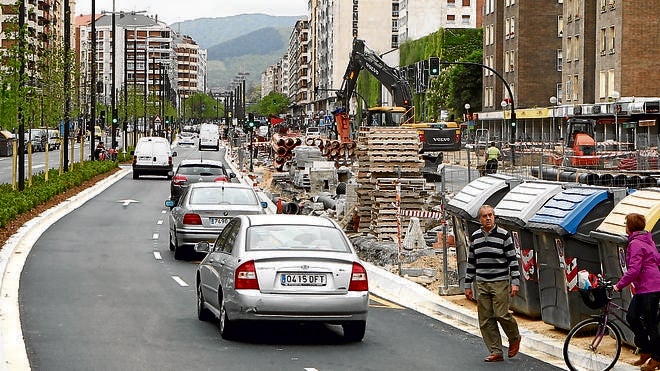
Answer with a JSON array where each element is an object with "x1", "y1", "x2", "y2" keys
[
  {"x1": 464, "y1": 103, "x2": 472, "y2": 182},
  {"x1": 610, "y1": 90, "x2": 620, "y2": 147},
  {"x1": 501, "y1": 100, "x2": 509, "y2": 141},
  {"x1": 550, "y1": 96, "x2": 558, "y2": 142}
]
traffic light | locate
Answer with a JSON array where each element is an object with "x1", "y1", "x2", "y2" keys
[
  {"x1": 99, "y1": 110, "x2": 105, "y2": 124},
  {"x1": 429, "y1": 57, "x2": 440, "y2": 76},
  {"x1": 112, "y1": 108, "x2": 118, "y2": 125}
]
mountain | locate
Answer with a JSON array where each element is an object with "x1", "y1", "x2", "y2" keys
[
  {"x1": 170, "y1": 14, "x2": 301, "y2": 49},
  {"x1": 170, "y1": 14, "x2": 301, "y2": 90}
]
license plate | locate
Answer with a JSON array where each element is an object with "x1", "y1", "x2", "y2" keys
[
  {"x1": 209, "y1": 217, "x2": 230, "y2": 226},
  {"x1": 281, "y1": 273, "x2": 327, "y2": 286}
]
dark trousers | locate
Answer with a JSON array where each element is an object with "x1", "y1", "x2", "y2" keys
[
  {"x1": 626, "y1": 291, "x2": 660, "y2": 360},
  {"x1": 486, "y1": 159, "x2": 498, "y2": 174}
]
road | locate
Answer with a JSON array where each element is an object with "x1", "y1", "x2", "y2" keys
[{"x1": 13, "y1": 143, "x2": 560, "y2": 370}]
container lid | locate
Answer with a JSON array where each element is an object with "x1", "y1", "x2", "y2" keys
[
  {"x1": 594, "y1": 188, "x2": 660, "y2": 239},
  {"x1": 495, "y1": 181, "x2": 564, "y2": 226},
  {"x1": 446, "y1": 174, "x2": 521, "y2": 219},
  {"x1": 527, "y1": 187, "x2": 612, "y2": 234}
]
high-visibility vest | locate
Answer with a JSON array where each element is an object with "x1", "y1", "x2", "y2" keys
[{"x1": 486, "y1": 146, "x2": 500, "y2": 160}]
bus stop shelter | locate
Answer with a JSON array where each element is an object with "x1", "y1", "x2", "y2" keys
[
  {"x1": 526, "y1": 186, "x2": 627, "y2": 330},
  {"x1": 591, "y1": 188, "x2": 660, "y2": 346},
  {"x1": 446, "y1": 174, "x2": 523, "y2": 289},
  {"x1": 495, "y1": 181, "x2": 565, "y2": 318}
]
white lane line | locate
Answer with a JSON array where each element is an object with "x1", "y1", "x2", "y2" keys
[
  {"x1": 153, "y1": 252, "x2": 162, "y2": 260},
  {"x1": 172, "y1": 276, "x2": 189, "y2": 287},
  {"x1": 161, "y1": 210, "x2": 167, "y2": 214},
  {"x1": 152, "y1": 233, "x2": 159, "y2": 239},
  {"x1": 304, "y1": 368, "x2": 319, "y2": 371},
  {"x1": 157, "y1": 220, "x2": 163, "y2": 225}
]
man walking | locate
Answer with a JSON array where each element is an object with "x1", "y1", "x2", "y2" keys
[
  {"x1": 464, "y1": 204, "x2": 522, "y2": 362},
  {"x1": 484, "y1": 142, "x2": 501, "y2": 174}
]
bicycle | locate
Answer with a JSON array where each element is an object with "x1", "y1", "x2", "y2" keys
[{"x1": 562, "y1": 277, "x2": 631, "y2": 371}]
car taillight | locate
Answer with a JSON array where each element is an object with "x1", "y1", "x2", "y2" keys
[
  {"x1": 235, "y1": 260, "x2": 259, "y2": 290},
  {"x1": 419, "y1": 132, "x2": 426, "y2": 143},
  {"x1": 132, "y1": 155, "x2": 137, "y2": 165},
  {"x1": 214, "y1": 176, "x2": 228, "y2": 182},
  {"x1": 182, "y1": 213, "x2": 202, "y2": 225},
  {"x1": 348, "y1": 262, "x2": 368, "y2": 291},
  {"x1": 172, "y1": 174, "x2": 187, "y2": 185},
  {"x1": 168, "y1": 156, "x2": 173, "y2": 166}
]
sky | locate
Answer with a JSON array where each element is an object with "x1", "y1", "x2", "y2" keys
[{"x1": 75, "y1": 0, "x2": 308, "y2": 25}]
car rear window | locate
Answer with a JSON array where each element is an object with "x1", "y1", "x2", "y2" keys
[
  {"x1": 178, "y1": 165, "x2": 225, "y2": 176},
  {"x1": 189, "y1": 187, "x2": 258, "y2": 205},
  {"x1": 246, "y1": 226, "x2": 351, "y2": 252}
]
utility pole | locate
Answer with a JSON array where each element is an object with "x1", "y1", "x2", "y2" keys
[
  {"x1": 90, "y1": 0, "x2": 97, "y2": 161},
  {"x1": 18, "y1": 0, "x2": 25, "y2": 190},
  {"x1": 111, "y1": 0, "x2": 117, "y2": 150},
  {"x1": 63, "y1": 0, "x2": 71, "y2": 171}
]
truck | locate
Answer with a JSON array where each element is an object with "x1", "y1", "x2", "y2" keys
[{"x1": 333, "y1": 38, "x2": 461, "y2": 155}]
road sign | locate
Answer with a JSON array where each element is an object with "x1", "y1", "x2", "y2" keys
[{"x1": 153, "y1": 115, "x2": 162, "y2": 124}]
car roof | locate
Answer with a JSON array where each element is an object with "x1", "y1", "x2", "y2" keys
[
  {"x1": 242, "y1": 214, "x2": 337, "y2": 228},
  {"x1": 188, "y1": 182, "x2": 251, "y2": 190},
  {"x1": 178, "y1": 159, "x2": 224, "y2": 167}
]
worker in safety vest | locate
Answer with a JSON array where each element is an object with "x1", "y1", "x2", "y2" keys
[{"x1": 484, "y1": 142, "x2": 501, "y2": 174}]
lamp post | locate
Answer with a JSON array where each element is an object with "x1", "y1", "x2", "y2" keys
[
  {"x1": 550, "y1": 96, "x2": 558, "y2": 143},
  {"x1": 610, "y1": 90, "x2": 620, "y2": 148},
  {"x1": 464, "y1": 103, "x2": 472, "y2": 182}
]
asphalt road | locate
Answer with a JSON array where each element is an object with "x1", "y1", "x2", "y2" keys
[{"x1": 14, "y1": 143, "x2": 560, "y2": 370}]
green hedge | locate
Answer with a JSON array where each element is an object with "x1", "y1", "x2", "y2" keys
[{"x1": 0, "y1": 159, "x2": 123, "y2": 228}]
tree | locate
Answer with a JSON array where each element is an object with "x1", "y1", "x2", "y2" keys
[{"x1": 253, "y1": 91, "x2": 289, "y2": 117}]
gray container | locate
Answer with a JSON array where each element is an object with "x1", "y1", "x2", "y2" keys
[
  {"x1": 527, "y1": 186, "x2": 627, "y2": 330},
  {"x1": 445, "y1": 174, "x2": 523, "y2": 289},
  {"x1": 591, "y1": 188, "x2": 660, "y2": 346},
  {"x1": 494, "y1": 181, "x2": 565, "y2": 318}
]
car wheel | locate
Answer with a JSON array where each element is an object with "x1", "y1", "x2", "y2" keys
[
  {"x1": 342, "y1": 321, "x2": 366, "y2": 342},
  {"x1": 197, "y1": 282, "x2": 214, "y2": 322},
  {"x1": 173, "y1": 242, "x2": 186, "y2": 260},
  {"x1": 132, "y1": 171, "x2": 139, "y2": 179},
  {"x1": 219, "y1": 296, "x2": 236, "y2": 339}
]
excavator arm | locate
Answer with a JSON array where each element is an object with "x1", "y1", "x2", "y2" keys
[{"x1": 334, "y1": 38, "x2": 413, "y2": 143}]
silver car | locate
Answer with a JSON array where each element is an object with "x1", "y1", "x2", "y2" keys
[
  {"x1": 166, "y1": 182, "x2": 268, "y2": 260},
  {"x1": 195, "y1": 214, "x2": 369, "y2": 341}
]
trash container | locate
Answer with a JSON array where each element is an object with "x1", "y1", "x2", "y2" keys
[
  {"x1": 494, "y1": 181, "x2": 565, "y2": 318},
  {"x1": 446, "y1": 174, "x2": 523, "y2": 289},
  {"x1": 591, "y1": 188, "x2": 660, "y2": 346},
  {"x1": 526, "y1": 186, "x2": 628, "y2": 330},
  {"x1": 0, "y1": 130, "x2": 14, "y2": 157}
]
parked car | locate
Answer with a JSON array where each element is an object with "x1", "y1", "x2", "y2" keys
[
  {"x1": 24, "y1": 128, "x2": 47, "y2": 152},
  {"x1": 194, "y1": 214, "x2": 369, "y2": 341},
  {"x1": 305, "y1": 126, "x2": 321, "y2": 137},
  {"x1": 169, "y1": 159, "x2": 236, "y2": 203},
  {"x1": 47, "y1": 129, "x2": 61, "y2": 150},
  {"x1": 165, "y1": 182, "x2": 268, "y2": 259},
  {"x1": 131, "y1": 136, "x2": 176, "y2": 179},
  {"x1": 177, "y1": 131, "x2": 196, "y2": 146}
]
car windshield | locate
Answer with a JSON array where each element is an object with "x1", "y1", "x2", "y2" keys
[
  {"x1": 178, "y1": 165, "x2": 225, "y2": 176},
  {"x1": 189, "y1": 187, "x2": 257, "y2": 205},
  {"x1": 246, "y1": 225, "x2": 351, "y2": 252}
]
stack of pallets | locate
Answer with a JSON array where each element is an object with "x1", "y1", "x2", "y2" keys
[{"x1": 353, "y1": 127, "x2": 435, "y2": 241}]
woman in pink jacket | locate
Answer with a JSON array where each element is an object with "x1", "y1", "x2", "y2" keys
[{"x1": 614, "y1": 213, "x2": 660, "y2": 370}]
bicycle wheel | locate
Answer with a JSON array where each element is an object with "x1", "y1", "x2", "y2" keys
[{"x1": 563, "y1": 318, "x2": 621, "y2": 371}]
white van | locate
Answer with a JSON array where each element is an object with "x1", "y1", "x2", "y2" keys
[
  {"x1": 198, "y1": 123, "x2": 220, "y2": 151},
  {"x1": 131, "y1": 136, "x2": 176, "y2": 179}
]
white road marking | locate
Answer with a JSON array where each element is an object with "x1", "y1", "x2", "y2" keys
[
  {"x1": 157, "y1": 220, "x2": 163, "y2": 225},
  {"x1": 117, "y1": 199, "x2": 139, "y2": 206},
  {"x1": 153, "y1": 252, "x2": 162, "y2": 260},
  {"x1": 304, "y1": 368, "x2": 319, "y2": 371},
  {"x1": 152, "y1": 233, "x2": 159, "y2": 239},
  {"x1": 161, "y1": 210, "x2": 167, "y2": 214},
  {"x1": 172, "y1": 276, "x2": 189, "y2": 287}
]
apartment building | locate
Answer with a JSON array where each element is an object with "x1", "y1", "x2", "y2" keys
[
  {"x1": 1, "y1": 0, "x2": 71, "y2": 75},
  {"x1": 398, "y1": 0, "x2": 483, "y2": 45},
  {"x1": 173, "y1": 34, "x2": 199, "y2": 100},
  {"x1": 287, "y1": 18, "x2": 310, "y2": 124}
]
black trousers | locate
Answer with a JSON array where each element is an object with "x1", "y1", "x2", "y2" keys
[
  {"x1": 486, "y1": 159, "x2": 498, "y2": 174},
  {"x1": 626, "y1": 291, "x2": 660, "y2": 360}
]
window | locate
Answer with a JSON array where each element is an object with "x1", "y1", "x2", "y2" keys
[
  {"x1": 599, "y1": 28, "x2": 607, "y2": 54},
  {"x1": 557, "y1": 49, "x2": 563, "y2": 71},
  {"x1": 565, "y1": 80, "x2": 573, "y2": 102},
  {"x1": 573, "y1": 35, "x2": 580, "y2": 61},
  {"x1": 447, "y1": 14, "x2": 456, "y2": 23},
  {"x1": 447, "y1": 0, "x2": 456, "y2": 6},
  {"x1": 505, "y1": 18, "x2": 510, "y2": 39},
  {"x1": 566, "y1": 37, "x2": 572, "y2": 61},
  {"x1": 572, "y1": 75, "x2": 579, "y2": 101},
  {"x1": 462, "y1": 15, "x2": 470, "y2": 24},
  {"x1": 510, "y1": 17, "x2": 515, "y2": 37},
  {"x1": 608, "y1": 26, "x2": 615, "y2": 52},
  {"x1": 462, "y1": 0, "x2": 471, "y2": 5},
  {"x1": 489, "y1": 24, "x2": 494, "y2": 45},
  {"x1": 558, "y1": 16, "x2": 564, "y2": 37},
  {"x1": 557, "y1": 83, "x2": 563, "y2": 101},
  {"x1": 599, "y1": 71, "x2": 607, "y2": 98},
  {"x1": 608, "y1": 69, "x2": 615, "y2": 97}
]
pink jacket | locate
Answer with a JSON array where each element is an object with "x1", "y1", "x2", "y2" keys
[{"x1": 615, "y1": 231, "x2": 660, "y2": 294}]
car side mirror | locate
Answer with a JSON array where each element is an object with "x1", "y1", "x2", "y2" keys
[
  {"x1": 172, "y1": 151, "x2": 177, "y2": 157},
  {"x1": 229, "y1": 172, "x2": 237, "y2": 178},
  {"x1": 261, "y1": 201, "x2": 268, "y2": 209},
  {"x1": 194, "y1": 241, "x2": 211, "y2": 253},
  {"x1": 165, "y1": 199, "x2": 175, "y2": 208}
]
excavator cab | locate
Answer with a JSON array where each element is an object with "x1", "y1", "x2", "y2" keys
[{"x1": 365, "y1": 107, "x2": 408, "y2": 127}]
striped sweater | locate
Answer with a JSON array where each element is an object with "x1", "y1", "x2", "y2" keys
[{"x1": 465, "y1": 225, "x2": 520, "y2": 287}]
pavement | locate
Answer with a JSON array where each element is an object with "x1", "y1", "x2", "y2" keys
[{"x1": 0, "y1": 143, "x2": 638, "y2": 371}]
